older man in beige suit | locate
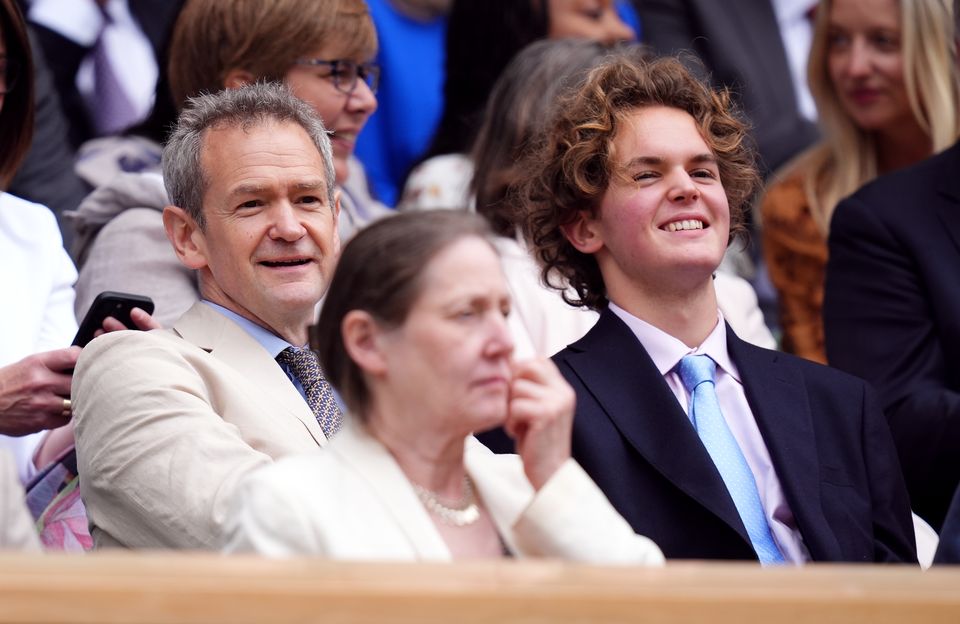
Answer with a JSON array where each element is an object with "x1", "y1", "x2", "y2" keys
[{"x1": 71, "y1": 83, "x2": 342, "y2": 549}]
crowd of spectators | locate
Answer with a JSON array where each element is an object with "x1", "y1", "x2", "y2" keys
[{"x1": 2, "y1": 0, "x2": 959, "y2": 568}]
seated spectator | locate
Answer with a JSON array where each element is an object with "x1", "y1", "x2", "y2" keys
[
  {"x1": 0, "y1": 0, "x2": 154, "y2": 485},
  {"x1": 70, "y1": 0, "x2": 388, "y2": 327},
  {"x1": 72, "y1": 83, "x2": 341, "y2": 549},
  {"x1": 467, "y1": 39, "x2": 774, "y2": 359},
  {"x1": 761, "y1": 0, "x2": 959, "y2": 363},
  {"x1": 824, "y1": 137, "x2": 960, "y2": 531},
  {"x1": 399, "y1": 0, "x2": 635, "y2": 210},
  {"x1": 519, "y1": 53, "x2": 917, "y2": 562},
  {"x1": 225, "y1": 210, "x2": 664, "y2": 565}
]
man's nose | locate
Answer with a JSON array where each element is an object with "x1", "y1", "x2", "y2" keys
[
  {"x1": 269, "y1": 202, "x2": 308, "y2": 241},
  {"x1": 668, "y1": 170, "x2": 700, "y2": 203}
]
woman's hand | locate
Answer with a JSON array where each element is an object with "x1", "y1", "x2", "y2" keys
[
  {"x1": 0, "y1": 347, "x2": 80, "y2": 436},
  {"x1": 504, "y1": 358, "x2": 576, "y2": 490}
]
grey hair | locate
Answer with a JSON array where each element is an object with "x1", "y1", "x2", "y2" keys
[{"x1": 162, "y1": 82, "x2": 337, "y2": 227}]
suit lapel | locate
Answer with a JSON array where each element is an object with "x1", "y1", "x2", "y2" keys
[
  {"x1": 564, "y1": 310, "x2": 750, "y2": 544},
  {"x1": 726, "y1": 328, "x2": 840, "y2": 559},
  {"x1": 172, "y1": 303, "x2": 326, "y2": 445},
  {"x1": 332, "y1": 421, "x2": 452, "y2": 561}
]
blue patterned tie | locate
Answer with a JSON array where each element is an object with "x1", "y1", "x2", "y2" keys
[
  {"x1": 277, "y1": 347, "x2": 342, "y2": 438},
  {"x1": 678, "y1": 354, "x2": 785, "y2": 564}
]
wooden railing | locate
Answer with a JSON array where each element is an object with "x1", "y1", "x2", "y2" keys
[{"x1": 1, "y1": 553, "x2": 958, "y2": 623}]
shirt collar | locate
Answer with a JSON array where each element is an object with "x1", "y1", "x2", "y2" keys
[
  {"x1": 607, "y1": 302, "x2": 741, "y2": 383},
  {"x1": 201, "y1": 300, "x2": 299, "y2": 358}
]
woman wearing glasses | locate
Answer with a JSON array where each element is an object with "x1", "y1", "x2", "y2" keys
[{"x1": 71, "y1": 0, "x2": 388, "y2": 327}]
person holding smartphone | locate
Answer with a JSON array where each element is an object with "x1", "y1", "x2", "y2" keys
[{"x1": 0, "y1": 0, "x2": 156, "y2": 485}]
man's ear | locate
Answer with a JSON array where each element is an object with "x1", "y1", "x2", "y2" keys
[
  {"x1": 331, "y1": 190, "x2": 342, "y2": 256},
  {"x1": 341, "y1": 310, "x2": 387, "y2": 376},
  {"x1": 560, "y1": 211, "x2": 605, "y2": 254},
  {"x1": 223, "y1": 69, "x2": 256, "y2": 89},
  {"x1": 162, "y1": 205, "x2": 208, "y2": 270}
]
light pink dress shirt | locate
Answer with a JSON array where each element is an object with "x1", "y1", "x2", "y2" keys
[{"x1": 609, "y1": 303, "x2": 809, "y2": 563}]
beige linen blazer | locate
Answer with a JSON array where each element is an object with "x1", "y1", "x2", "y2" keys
[
  {"x1": 72, "y1": 302, "x2": 325, "y2": 549},
  {"x1": 0, "y1": 449, "x2": 41, "y2": 551},
  {"x1": 224, "y1": 421, "x2": 665, "y2": 565}
]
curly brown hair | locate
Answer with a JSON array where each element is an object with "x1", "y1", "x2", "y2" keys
[{"x1": 520, "y1": 55, "x2": 759, "y2": 311}]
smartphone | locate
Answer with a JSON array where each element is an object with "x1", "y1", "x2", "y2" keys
[{"x1": 72, "y1": 291, "x2": 155, "y2": 347}]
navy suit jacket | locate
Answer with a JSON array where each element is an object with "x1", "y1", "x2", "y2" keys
[
  {"x1": 824, "y1": 141, "x2": 960, "y2": 531},
  {"x1": 553, "y1": 309, "x2": 916, "y2": 562},
  {"x1": 934, "y1": 485, "x2": 960, "y2": 564}
]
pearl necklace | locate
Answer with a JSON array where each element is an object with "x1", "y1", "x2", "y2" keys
[{"x1": 412, "y1": 475, "x2": 480, "y2": 526}]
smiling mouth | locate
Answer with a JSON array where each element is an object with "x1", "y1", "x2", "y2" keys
[
  {"x1": 662, "y1": 219, "x2": 705, "y2": 232},
  {"x1": 260, "y1": 259, "x2": 312, "y2": 268}
]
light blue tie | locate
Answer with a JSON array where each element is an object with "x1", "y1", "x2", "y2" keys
[{"x1": 678, "y1": 354, "x2": 785, "y2": 565}]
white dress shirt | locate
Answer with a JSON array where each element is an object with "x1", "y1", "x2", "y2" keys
[
  {"x1": 609, "y1": 302, "x2": 809, "y2": 563},
  {"x1": 771, "y1": 0, "x2": 819, "y2": 121}
]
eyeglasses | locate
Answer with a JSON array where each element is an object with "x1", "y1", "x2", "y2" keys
[
  {"x1": 0, "y1": 58, "x2": 21, "y2": 95},
  {"x1": 293, "y1": 58, "x2": 380, "y2": 95}
]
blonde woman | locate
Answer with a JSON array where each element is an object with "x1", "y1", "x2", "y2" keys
[{"x1": 760, "y1": 0, "x2": 960, "y2": 363}]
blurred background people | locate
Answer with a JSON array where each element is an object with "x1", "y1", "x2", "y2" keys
[
  {"x1": 7, "y1": 0, "x2": 183, "y2": 242},
  {"x1": 352, "y1": 0, "x2": 450, "y2": 209},
  {"x1": 226, "y1": 210, "x2": 664, "y2": 565},
  {"x1": 359, "y1": 0, "x2": 640, "y2": 208},
  {"x1": 1, "y1": 0, "x2": 155, "y2": 495},
  {"x1": 0, "y1": 0, "x2": 80, "y2": 484},
  {"x1": 824, "y1": 133, "x2": 960, "y2": 531},
  {"x1": 761, "y1": 0, "x2": 959, "y2": 363},
  {"x1": 639, "y1": 0, "x2": 820, "y2": 181},
  {"x1": 70, "y1": 0, "x2": 387, "y2": 327},
  {"x1": 20, "y1": 0, "x2": 180, "y2": 146},
  {"x1": 399, "y1": 0, "x2": 636, "y2": 210}
]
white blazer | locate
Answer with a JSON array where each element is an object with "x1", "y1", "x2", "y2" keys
[
  {"x1": 224, "y1": 421, "x2": 665, "y2": 564},
  {"x1": 0, "y1": 193, "x2": 78, "y2": 483}
]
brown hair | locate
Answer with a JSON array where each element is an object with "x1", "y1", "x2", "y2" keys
[
  {"x1": 470, "y1": 38, "x2": 621, "y2": 236},
  {"x1": 168, "y1": 0, "x2": 377, "y2": 109},
  {"x1": 521, "y1": 55, "x2": 759, "y2": 311},
  {"x1": 311, "y1": 210, "x2": 495, "y2": 416},
  {"x1": 0, "y1": 0, "x2": 34, "y2": 188}
]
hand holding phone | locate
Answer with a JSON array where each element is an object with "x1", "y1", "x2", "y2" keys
[{"x1": 73, "y1": 291, "x2": 156, "y2": 347}]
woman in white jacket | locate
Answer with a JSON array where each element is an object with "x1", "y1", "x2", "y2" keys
[{"x1": 225, "y1": 211, "x2": 664, "y2": 564}]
